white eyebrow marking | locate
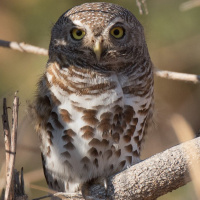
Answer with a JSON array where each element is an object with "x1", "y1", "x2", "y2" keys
[{"x1": 72, "y1": 20, "x2": 93, "y2": 38}]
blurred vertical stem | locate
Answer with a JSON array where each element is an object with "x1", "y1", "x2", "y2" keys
[
  {"x1": 2, "y1": 99, "x2": 11, "y2": 182},
  {"x1": 2, "y1": 94, "x2": 19, "y2": 200}
]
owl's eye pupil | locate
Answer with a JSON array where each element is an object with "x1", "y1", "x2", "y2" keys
[
  {"x1": 110, "y1": 27, "x2": 124, "y2": 39},
  {"x1": 76, "y1": 30, "x2": 82, "y2": 36},
  {"x1": 71, "y1": 28, "x2": 85, "y2": 40},
  {"x1": 113, "y1": 29, "x2": 120, "y2": 36}
]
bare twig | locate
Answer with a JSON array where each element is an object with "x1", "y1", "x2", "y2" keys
[
  {"x1": 14, "y1": 168, "x2": 28, "y2": 200},
  {"x1": 154, "y1": 68, "x2": 200, "y2": 84},
  {"x1": 180, "y1": 0, "x2": 200, "y2": 11},
  {"x1": 1, "y1": 95, "x2": 28, "y2": 200},
  {"x1": 20, "y1": 168, "x2": 25, "y2": 196},
  {"x1": 170, "y1": 114, "x2": 200, "y2": 199},
  {"x1": 0, "y1": 39, "x2": 48, "y2": 56},
  {"x1": 30, "y1": 184, "x2": 54, "y2": 194},
  {"x1": 2, "y1": 99, "x2": 11, "y2": 179},
  {"x1": 0, "y1": 163, "x2": 6, "y2": 197},
  {"x1": 24, "y1": 168, "x2": 44, "y2": 184},
  {"x1": 0, "y1": 141, "x2": 40, "y2": 153},
  {"x1": 136, "y1": 0, "x2": 149, "y2": 14},
  {"x1": 3, "y1": 94, "x2": 19, "y2": 200}
]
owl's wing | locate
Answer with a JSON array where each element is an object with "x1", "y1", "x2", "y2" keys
[{"x1": 41, "y1": 153, "x2": 65, "y2": 193}]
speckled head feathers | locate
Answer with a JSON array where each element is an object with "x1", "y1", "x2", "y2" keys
[
  {"x1": 60, "y1": 2, "x2": 141, "y2": 28},
  {"x1": 49, "y1": 2, "x2": 148, "y2": 71}
]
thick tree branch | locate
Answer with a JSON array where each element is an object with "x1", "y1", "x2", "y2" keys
[
  {"x1": 88, "y1": 137, "x2": 200, "y2": 200},
  {"x1": 1, "y1": 39, "x2": 200, "y2": 84}
]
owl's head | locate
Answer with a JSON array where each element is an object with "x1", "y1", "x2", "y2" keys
[{"x1": 49, "y1": 2, "x2": 149, "y2": 71}]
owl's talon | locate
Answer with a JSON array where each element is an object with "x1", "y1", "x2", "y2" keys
[
  {"x1": 104, "y1": 178, "x2": 110, "y2": 200},
  {"x1": 103, "y1": 178, "x2": 108, "y2": 196}
]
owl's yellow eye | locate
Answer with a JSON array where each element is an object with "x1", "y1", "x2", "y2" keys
[
  {"x1": 110, "y1": 27, "x2": 124, "y2": 39},
  {"x1": 71, "y1": 28, "x2": 85, "y2": 40}
]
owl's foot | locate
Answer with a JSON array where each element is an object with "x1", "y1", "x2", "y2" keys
[
  {"x1": 81, "y1": 182, "x2": 93, "y2": 200},
  {"x1": 81, "y1": 177, "x2": 109, "y2": 200}
]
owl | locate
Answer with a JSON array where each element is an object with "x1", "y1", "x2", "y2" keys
[{"x1": 33, "y1": 2, "x2": 154, "y2": 198}]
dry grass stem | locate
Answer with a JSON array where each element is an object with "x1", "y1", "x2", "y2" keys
[
  {"x1": 1, "y1": 94, "x2": 27, "y2": 199},
  {"x1": 24, "y1": 168, "x2": 44, "y2": 184},
  {"x1": 180, "y1": 0, "x2": 200, "y2": 11},
  {"x1": 30, "y1": 184, "x2": 55, "y2": 194},
  {"x1": 3, "y1": 95, "x2": 19, "y2": 200},
  {"x1": 170, "y1": 114, "x2": 200, "y2": 199},
  {"x1": 2, "y1": 98, "x2": 11, "y2": 174},
  {"x1": 0, "y1": 163, "x2": 6, "y2": 195},
  {"x1": 136, "y1": 0, "x2": 149, "y2": 14}
]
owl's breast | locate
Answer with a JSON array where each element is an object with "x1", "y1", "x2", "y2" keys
[{"x1": 39, "y1": 63, "x2": 151, "y2": 189}]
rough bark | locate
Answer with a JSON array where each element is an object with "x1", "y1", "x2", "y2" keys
[{"x1": 88, "y1": 137, "x2": 200, "y2": 200}]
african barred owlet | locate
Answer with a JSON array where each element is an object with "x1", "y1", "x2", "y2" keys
[{"x1": 33, "y1": 2, "x2": 154, "y2": 197}]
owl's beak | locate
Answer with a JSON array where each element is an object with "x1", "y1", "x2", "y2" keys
[{"x1": 93, "y1": 41, "x2": 102, "y2": 62}]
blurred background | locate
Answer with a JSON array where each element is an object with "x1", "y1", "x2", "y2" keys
[{"x1": 0, "y1": 0, "x2": 200, "y2": 199}]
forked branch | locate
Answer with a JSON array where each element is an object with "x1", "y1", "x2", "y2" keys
[{"x1": 1, "y1": 95, "x2": 27, "y2": 200}]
